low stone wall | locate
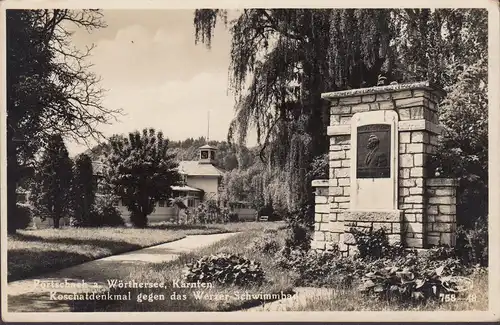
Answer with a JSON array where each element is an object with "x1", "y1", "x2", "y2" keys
[
  {"x1": 426, "y1": 178, "x2": 458, "y2": 246},
  {"x1": 311, "y1": 180, "x2": 338, "y2": 251}
]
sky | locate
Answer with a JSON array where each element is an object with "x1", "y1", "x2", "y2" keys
[{"x1": 67, "y1": 9, "x2": 256, "y2": 156}]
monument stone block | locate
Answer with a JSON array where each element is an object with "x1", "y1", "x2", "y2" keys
[{"x1": 312, "y1": 81, "x2": 456, "y2": 254}]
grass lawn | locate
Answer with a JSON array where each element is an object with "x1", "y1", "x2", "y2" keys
[
  {"x1": 7, "y1": 221, "x2": 285, "y2": 282},
  {"x1": 148, "y1": 220, "x2": 285, "y2": 233},
  {"x1": 87, "y1": 228, "x2": 295, "y2": 312},
  {"x1": 275, "y1": 270, "x2": 488, "y2": 311}
]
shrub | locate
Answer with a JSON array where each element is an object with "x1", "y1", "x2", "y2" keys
[
  {"x1": 14, "y1": 203, "x2": 33, "y2": 229},
  {"x1": 182, "y1": 253, "x2": 265, "y2": 286},
  {"x1": 284, "y1": 220, "x2": 312, "y2": 251},
  {"x1": 250, "y1": 231, "x2": 281, "y2": 254},
  {"x1": 97, "y1": 205, "x2": 125, "y2": 227},
  {"x1": 276, "y1": 224, "x2": 476, "y2": 300},
  {"x1": 455, "y1": 217, "x2": 488, "y2": 266},
  {"x1": 87, "y1": 197, "x2": 124, "y2": 227},
  {"x1": 359, "y1": 254, "x2": 472, "y2": 302},
  {"x1": 276, "y1": 246, "x2": 307, "y2": 270},
  {"x1": 192, "y1": 201, "x2": 226, "y2": 224},
  {"x1": 228, "y1": 212, "x2": 239, "y2": 222},
  {"x1": 423, "y1": 246, "x2": 457, "y2": 261},
  {"x1": 350, "y1": 227, "x2": 405, "y2": 259},
  {"x1": 349, "y1": 226, "x2": 475, "y2": 302},
  {"x1": 277, "y1": 247, "x2": 366, "y2": 288}
]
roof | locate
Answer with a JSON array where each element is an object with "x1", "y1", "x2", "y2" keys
[
  {"x1": 177, "y1": 161, "x2": 224, "y2": 177},
  {"x1": 171, "y1": 185, "x2": 202, "y2": 192},
  {"x1": 199, "y1": 144, "x2": 218, "y2": 150},
  {"x1": 91, "y1": 160, "x2": 224, "y2": 178}
]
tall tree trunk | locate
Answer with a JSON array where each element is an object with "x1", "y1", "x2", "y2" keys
[
  {"x1": 141, "y1": 212, "x2": 148, "y2": 228},
  {"x1": 53, "y1": 216, "x2": 60, "y2": 229}
]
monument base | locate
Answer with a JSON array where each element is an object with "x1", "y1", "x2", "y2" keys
[{"x1": 341, "y1": 209, "x2": 403, "y2": 256}]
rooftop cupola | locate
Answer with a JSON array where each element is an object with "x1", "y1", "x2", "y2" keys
[{"x1": 199, "y1": 144, "x2": 217, "y2": 165}]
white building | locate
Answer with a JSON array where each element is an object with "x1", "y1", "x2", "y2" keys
[{"x1": 114, "y1": 144, "x2": 225, "y2": 223}]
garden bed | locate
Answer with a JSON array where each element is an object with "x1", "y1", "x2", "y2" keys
[{"x1": 272, "y1": 270, "x2": 487, "y2": 311}]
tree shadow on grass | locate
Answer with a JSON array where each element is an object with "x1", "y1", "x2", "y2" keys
[
  {"x1": 7, "y1": 229, "x2": 206, "y2": 283},
  {"x1": 7, "y1": 233, "x2": 147, "y2": 282},
  {"x1": 7, "y1": 248, "x2": 136, "y2": 282},
  {"x1": 9, "y1": 232, "x2": 144, "y2": 250}
]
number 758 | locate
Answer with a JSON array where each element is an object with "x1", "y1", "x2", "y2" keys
[{"x1": 440, "y1": 293, "x2": 457, "y2": 302}]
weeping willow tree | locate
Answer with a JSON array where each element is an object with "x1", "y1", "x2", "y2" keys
[{"x1": 194, "y1": 9, "x2": 487, "y2": 223}]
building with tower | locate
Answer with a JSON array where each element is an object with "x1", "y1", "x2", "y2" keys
[
  {"x1": 176, "y1": 143, "x2": 225, "y2": 205},
  {"x1": 110, "y1": 143, "x2": 225, "y2": 222}
]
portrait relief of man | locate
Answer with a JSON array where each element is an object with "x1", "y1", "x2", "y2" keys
[
  {"x1": 364, "y1": 134, "x2": 388, "y2": 168},
  {"x1": 356, "y1": 124, "x2": 391, "y2": 178}
]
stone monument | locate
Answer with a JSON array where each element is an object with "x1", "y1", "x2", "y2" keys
[{"x1": 311, "y1": 81, "x2": 458, "y2": 256}]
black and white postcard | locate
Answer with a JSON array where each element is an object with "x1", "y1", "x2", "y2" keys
[{"x1": 1, "y1": 0, "x2": 499, "y2": 322}]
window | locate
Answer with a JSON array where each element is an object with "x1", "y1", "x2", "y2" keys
[
  {"x1": 201, "y1": 150, "x2": 209, "y2": 159},
  {"x1": 188, "y1": 198, "x2": 195, "y2": 208},
  {"x1": 210, "y1": 151, "x2": 215, "y2": 160}
]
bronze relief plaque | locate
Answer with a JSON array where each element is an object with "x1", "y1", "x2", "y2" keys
[{"x1": 356, "y1": 124, "x2": 391, "y2": 178}]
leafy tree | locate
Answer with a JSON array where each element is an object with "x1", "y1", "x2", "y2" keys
[
  {"x1": 434, "y1": 59, "x2": 488, "y2": 228},
  {"x1": 72, "y1": 153, "x2": 96, "y2": 226},
  {"x1": 214, "y1": 141, "x2": 239, "y2": 170},
  {"x1": 30, "y1": 134, "x2": 73, "y2": 229},
  {"x1": 220, "y1": 161, "x2": 268, "y2": 213},
  {"x1": 105, "y1": 128, "x2": 181, "y2": 228},
  {"x1": 168, "y1": 197, "x2": 188, "y2": 224},
  {"x1": 85, "y1": 142, "x2": 112, "y2": 161},
  {"x1": 194, "y1": 9, "x2": 397, "y2": 219},
  {"x1": 307, "y1": 153, "x2": 329, "y2": 180},
  {"x1": 220, "y1": 169, "x2": 247, "y2": 205},
  {"x1": 194, "y1": 9, "x2": 488, "y2": 225},
  {"x1": 6, "y1": 10, "x2": 120, "y2": 233}
]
